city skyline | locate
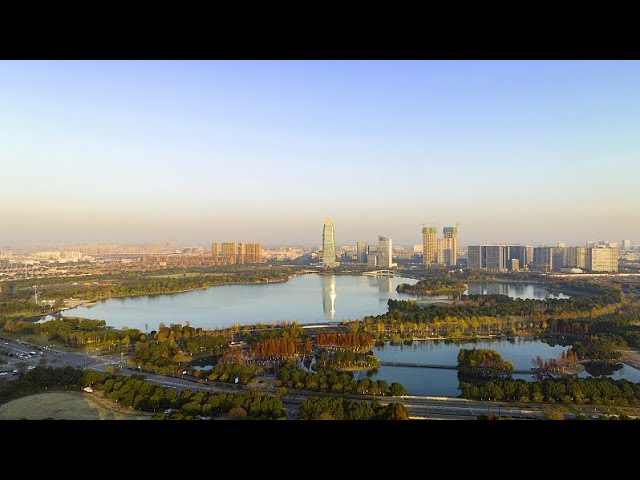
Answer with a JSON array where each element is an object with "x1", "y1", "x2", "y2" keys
[{"x1": 1, "y1": 60, "x2": 639, "y2": 246}]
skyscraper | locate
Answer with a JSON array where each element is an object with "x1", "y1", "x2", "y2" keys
[
  {"x1": 221, "y1": 242, "x2": 237, "y2": 265},
  {"x1": 211, "y1": 243, "x2": 219, "y2": 258},
  {"x1": 245, "y1": 243, "x2": 263, "y2": 263},
  {"x1": 377, "y1": 236, "x2": 393, "y2": 268},
  {"x1": 533, "y1": 247, "x2": 554, "y2": 272},
  {"x1": 436, "y1": 226, "x2": 458, "y2": 267},
  {"x1": 586, "y1": 246, "x2": 619, "y2": 272},
  {"x1": 356, "y1": 241, "x2": 367, "y2": 264},
  {"x1": 467, "y1": 244, "x2": 533, "y2": 271},
  {"x1": 422, "y1": 226, "x2": 437, "y2": 265},
  {"x1": 237, "y1": 242, "x2": 246, "y2": 265},
  {"x1": 322, "y1": 217, "x2": 337, "y2": 268}
]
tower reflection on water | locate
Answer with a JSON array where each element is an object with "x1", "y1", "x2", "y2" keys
[
  {"x1": 377, "y1": 276, "x2": 392, "y2": 293},
  {"x1": 322, "y1": 274, "x2": 336, "y2": 320}
]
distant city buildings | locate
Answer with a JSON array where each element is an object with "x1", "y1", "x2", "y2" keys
[
  {"x1": 468, "y1": 244, "x2": 533, "y2": 271},
  {"x1": 423, "y1": 225, "x2": 458, "y2": 267},
  {"x1": 469, "y1": 242, "x2": 618, "y2": 273},
  {"x1": 214, "y1": 241, "x2": 263, "y2": 265},
  {"x1": 622, "y1": 239, "x2": 632, "y2": 251},
  {"x1": 322, "y1": 217, "x2": 337, "y2": 268}
]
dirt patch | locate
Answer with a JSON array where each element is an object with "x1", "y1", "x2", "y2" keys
[{"x1": 0, "y1": 392, "x2": 151, "y2": 420}]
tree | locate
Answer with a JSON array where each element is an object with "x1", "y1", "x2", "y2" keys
[
  {"x1": 389, "y1": 382, "x2": 407, "y2": 396},
  {"x1": 543, "y1": 406, "x2": 566, "y2": 420},
  {"x1": 16, "y1": 361, "x2": 28, "y2": 376},
  {"x1": 228, "y1": 407, "x2": 248, "y2": 420},
  {"x1": 386, "y1": 402, "x2": 409, "y2": 420}
]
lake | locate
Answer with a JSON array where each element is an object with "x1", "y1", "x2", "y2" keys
[
  {"x1": 352, "y1": 339, "x2": 640, "y2": 396},
  {"x1": 62, "y1": 276, "x2": 570, "y2": 331},
  {"x1": 62, "y1": 274, "x2": 418, "y2": 330}
]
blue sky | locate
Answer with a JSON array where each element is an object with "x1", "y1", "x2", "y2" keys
[{"x1": 1, "y1": 60, "x2": 638, "y2": 247}]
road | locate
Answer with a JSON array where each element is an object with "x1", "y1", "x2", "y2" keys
[{"x1": 0, "y1": 337, "x2": 635, "y2": 420}]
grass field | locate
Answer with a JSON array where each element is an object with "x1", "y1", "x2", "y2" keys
[{"x1": 0, "y1": 392, "x2": 151, "y2": 420}]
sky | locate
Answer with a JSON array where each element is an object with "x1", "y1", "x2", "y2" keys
[{"x1": 0, "y1": 60, "x2": 639, "y2": 248}]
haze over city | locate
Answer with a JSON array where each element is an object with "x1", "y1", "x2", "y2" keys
[{"x1": 1, "y1": 60, "x2": 639, "y2": 247}]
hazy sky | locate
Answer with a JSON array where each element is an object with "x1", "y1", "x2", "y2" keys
[{"x1": 1, "y1": 60, "x2": 638, "y2": 248}]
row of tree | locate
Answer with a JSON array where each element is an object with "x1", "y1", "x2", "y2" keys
[
  {"x1": 316, "y1": 332, "x2": 372, "y2": 350},
  {"x1": 460, "y1": 377, "x2": 640, "y2": 405},
  {"x1": 277, "y1": 362, "x2": 406, "y2": 396},
  {"x1": 314, "y1": 350, "x2": 379, "y2": 369},
  {"x1": 250, "y1": 338, "x2": 307, "y2": 359},
  {"x1": 191, "y1": 362, "x2": 257, "y2": 385},
  {"x1": 298, "y1": 396, "x2": 409, "y2": 420}
]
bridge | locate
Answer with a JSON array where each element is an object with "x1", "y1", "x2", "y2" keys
[
  {"x1": 362, "y1": 270, "x2": 395, "y2": 277},
  {"x1": 379, "y1": 361, "x2": 536, "y2": 375}
]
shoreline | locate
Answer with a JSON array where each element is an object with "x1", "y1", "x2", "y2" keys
[{"x1": 51, "y1": 274, "x2": 298, "y2": 316}]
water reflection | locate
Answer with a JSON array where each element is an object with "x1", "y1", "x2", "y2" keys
[
  {"x1": 322, "y1": 275, "x2": 336, "y2": 320},
  {"x1": 377, "y1": 276, "x2": 393, "y2": 293},
  {"x1": 465, "y1": 282, "x2": 570, "y2": 300}
]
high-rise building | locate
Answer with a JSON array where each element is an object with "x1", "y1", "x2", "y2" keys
[
  {"x1": 245, "y1": 243, "x2": 263, "y2": 263},
  {"x1": 486, "y1": 245, "x2": 508, "y2": 271},
  {"x1": 377, "y1": 236, "x2": 393, "y2": 268},
  {"x1": 526, "y1": 246, "x2": 534, "y2": 267},
  {"x1": 622, "y1": 240, "x2": 632, "y2": 251},
  {"x1": 438, "y1": 225, "x2": 458, "y2": 267},
  {"x1": 467, "y1": 245, "x2": 482, "y2": 269},
  {"x1": 322, "y1": 217, "x2": 337, "y2": 268},
  {"x1": 468, "y1": 244, "x2": 532, "y2": 271},
  {"x1": 586, "y1": 246, "x2": 618, "y2": 272},
  {"x1": 221, "y1": 242, "x2": 237, "y2": 265},
  {"x1": 211, "y1": 243, "x2": 219, "y2": 258},
  {"x1": 356, "y1": 241, "x2": 368, "y2": 264},
  {"x1": 508, "y1": 245, "x2": 530, "y2": 269},
  {"x1": 367, "y1": 245, "x2": 378, "y2": 267},
  {"x1": 533, "y1": 247, "x2": 554, "y2": 272},
  {"x1": 236, "y1": 242, "x2": 246, "y2": 265},
  {"x1": 436, "y1": 226, "x2": 458, "y2": 267},
  {"x1": 422, "y1": 226, "x2": 437, "y2": 265}
]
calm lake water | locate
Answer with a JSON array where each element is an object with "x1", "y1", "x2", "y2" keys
[
  {"x1": 353, "y1": 339, "x2": 640, "y2": 396},
  {"x1": 62, "y1": 274, "x2": 419, "y2": 330}
]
